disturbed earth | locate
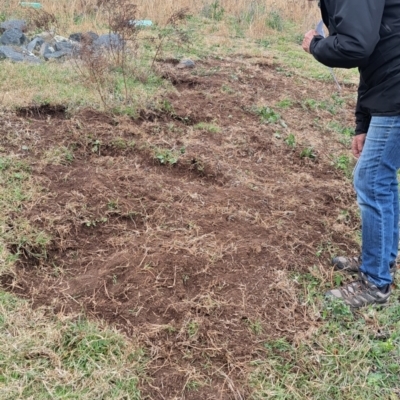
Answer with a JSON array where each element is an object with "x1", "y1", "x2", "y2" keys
[{"x1": 0, "y1": 57, "x2": 360, "y2": 398}]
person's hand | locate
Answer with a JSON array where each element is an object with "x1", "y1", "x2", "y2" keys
[
  {"x1": 352, "y1": 134, "x2": 367, "y2": 158},
  {"x1": 302, "y1": 30, "x2": 318, "y2": 53}
]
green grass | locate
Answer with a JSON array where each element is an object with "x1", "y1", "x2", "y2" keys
[
  {"x1": 249, "y1": 273, "x2": 400, "y2": 400},
  {"x1": 194, "y1": 122, "x2": 221, "y2": 133},
  {"x1": 328, "y1": 121, "x2": 354, "y2": 146},
  {"x1": 153, "y1": 146, "x2": 185, "y2": 165},
  {"x1": 0, "y1": 51, "x2": 166, "y2": 112},
  {"x1": 0, "y1": 291, "x2": 145, "y2": 400},
  {"x1": 0, "y1": 156, "x2": 50, "y2": 276},
  {"x1": 334, "y1": 154, "x2": 353, "y2": 178},
  {"x1": 0, "y1": 62, "x2": 97, "y2": 109},
  {"x1": 259, "y1": 24, "x2": 359, "y2": 85},
  {"x1": 254, "y1": 106, "x2": 281, "y2": 124}
]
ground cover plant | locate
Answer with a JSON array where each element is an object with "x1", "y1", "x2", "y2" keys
[{"x1": 0, "y1": 1, "x2": 399, "y2": 399}]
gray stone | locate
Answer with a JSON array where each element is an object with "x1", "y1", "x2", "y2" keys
[
  {"x1": 43, "y1": 50, "x2": 70, "y2": 60},
  {"x1": 40, "y1": 42, "x2": 55, "y2": 57},
  {"x1": 69, "y1": 33, "x2": 82, "y2": 42},
  {"x1": 0, "y1": 45, "x2": 41, "y2": 63},
  {"x1": 26, "y1": 37, "x2": 44, "y2": 53},
  {"x1": 54, "y1": 35, "x2": 69, "y2": 43},
  {"x1": 0, "y1": 20, "x2": 27, "y2": 32},
  {"x1": 69, "y1": 31, "x2": 99, "y2": 43},
  {"x1": 93, "y1": 33, "x2": 123, "y2": 49},
  {"x1": 0, "y1": 28, "x2": 27, "y2": 46},
  {"x1": 38, "y1": 31, "x2": 56, "y2": 43},
  {"x1": 54, "y1": 41, "x2": 76, "y2": 53},
  {"x1": 176, "y1": 58, "x2": 195, "y2": 69}
]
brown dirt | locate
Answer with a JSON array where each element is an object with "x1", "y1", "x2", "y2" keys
[{"x1": 0, "y1": 57, "x2": 360, "y2": 399}]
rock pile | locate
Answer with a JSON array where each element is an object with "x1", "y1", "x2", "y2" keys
[{"x1": 0, "y1": 19, "x2": 124, "y2": 64}]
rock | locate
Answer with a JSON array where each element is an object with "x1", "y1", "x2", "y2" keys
[
  {"x1": 0, "y1": 45, "x2": 41, "y2": 63},
  {"x1": 38, "y1": 31, "x2": 56, "y2": 43},
  {"x1": 40, "y1": 39, "x2": 77, "y2": 61},
  {"x1": 40, "y1": 42, "x2": 55, "y2": 57},
  {"x1": 69, "y1": 31, "x2": 99, "y2": 43},
  {"x1": 82, "y1": 32, "x2": 99, "y2": 46},
  {"x1": 0, "y1": 20, "x2": 27, "y2": 32},
  {"x1": 0, "y1": 28, "x2": 28, "y2": 46},
  {"x1": 176, "y1": 58, "x2": 195, "y2": 69},
  {"x1": 54, "y1": 35, "x2": 69, "y2": 43},
  {"x1": 69, "y1": 33, "x2": 82, "y2": 42},
  {"x1": 26, "y1": 36, "x2": 44, "y2": 53},
  {"x1": 44, "y1": 50, "x2": 70, "y2": 60},
  {"x1": 55, "y1": 41, "x2": 75, "y2": 52},
  {"x1": 93, "y1": 33, "x2": 123, "y2": 49}
]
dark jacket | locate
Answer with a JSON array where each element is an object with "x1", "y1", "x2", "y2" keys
[{"x1": 310, "y1": 0, "x2": 400, "y2": 134}]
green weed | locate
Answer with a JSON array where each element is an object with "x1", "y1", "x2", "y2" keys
[
  {"x1": 186, "y1": 380, "x2": 202, "y2": 391},
  {"x1": 221, "y1": 84, "x2": 235, "y2": 94},
  {"x1": 334, "y1": 154, "x2": 352, "y2": 178},
  {"x1": 284, "y1": 133, "x2": 296, "y2": 148},
  {"x1": 43, "y1": 146, "x2": 74, "y2": 165},
  {"x1": 328, "y1": 121, "x2": 354, "y2": 146},
  {"x1": 248, "y1": 319, "x2": 263, "y2": 335},
  {"x1": 302, "y1": 94, "x2": 345, "y2": 115},
  {"x1": 266, "y1": 10, "x2": 284, "y2": 31},
  {"x1": 91, "y1": 139, "x2": 101, "y2": 155},
  {"x1": 256, "y1": 106, "x2": 281, "y2": 124},
  {"x1": 201, "y1": 1, "x2": 225, "y2": 21},
  {"x1": 110, "y1": 137, "x2": 135, "y2": 149},
  {"x1": 187, "y1": 321, "x2": 199, "y2": 337},
  {"x1": 256, "y1": 39, "x2": 271, "y2": 48},
  {"x1": 84, "y1": 217, "x2": 108, "y2": 228},
  {"x1": 300, "y1": 147, "x2": 316, "y2": 159},
  {"x1": 194, "y1": 122, "x2": 221, "y2": 133},
  {"x1": 276, "y1": 99, "x2": 293, "y2": 109},
  {"x1": 154, "y1": 147, "x2": 184, "y2": 165}
]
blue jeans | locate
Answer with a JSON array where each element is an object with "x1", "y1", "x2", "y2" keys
[{"x1": 354, "y1": 116, "x2": 400, "y2": 287}]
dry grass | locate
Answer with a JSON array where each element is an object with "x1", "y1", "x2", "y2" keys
[
  {"x1": 0, "y1": 291, "x2": 144, "y2": 399},
  {"x1": 1, "y1": 0, "x2": 320, "y2": 36}
]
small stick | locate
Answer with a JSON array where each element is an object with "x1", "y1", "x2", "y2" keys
[{"x1": 316, "y1": 20, "x2": 342, "y2": 91}]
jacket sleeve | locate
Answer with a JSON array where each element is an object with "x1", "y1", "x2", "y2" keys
[
  {"x1": 310, "y1": 0, "x2": 385, "y2": 69},
  {"x1": 355, "y1": 78, "x2": 371, "y2": 135}
]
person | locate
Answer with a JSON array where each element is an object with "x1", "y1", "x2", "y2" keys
[{"x1": 302, "y1": 0, "x2": 399, "y2": 308}]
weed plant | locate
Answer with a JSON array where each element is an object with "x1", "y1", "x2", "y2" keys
[{"x1": 334, "y1": 154, "x2": 353, "y2": 178}]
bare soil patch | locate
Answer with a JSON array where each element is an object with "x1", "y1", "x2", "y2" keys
[
  {"x1": 0, "y1": 58, "x2": 359, "y2": 398},
  {"x1": 16, "y1": 104, "x2": 68, "y2": 120}
]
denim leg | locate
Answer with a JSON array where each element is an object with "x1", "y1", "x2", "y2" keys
[
  {"x1": 353, "y1": 116, "x2": 400, "y2": 287},
  {"x1": 390, "y1": 178, "x2": 399, "y2": 264}
]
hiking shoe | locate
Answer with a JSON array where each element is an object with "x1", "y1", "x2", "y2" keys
[
  {"x1": 332, "y1": 256, "x2": 362, "y2": 273},
  {"x1": 332, "y1": 256, "x2": 397, "y2": 280},
  {"x1": 326, "y1": 272, "x2": 391, "y2": 308}
]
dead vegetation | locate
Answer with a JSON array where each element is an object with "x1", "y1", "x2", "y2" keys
[{"x1": 1, "y1": 0, "x2": 320, "y2": 38}]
